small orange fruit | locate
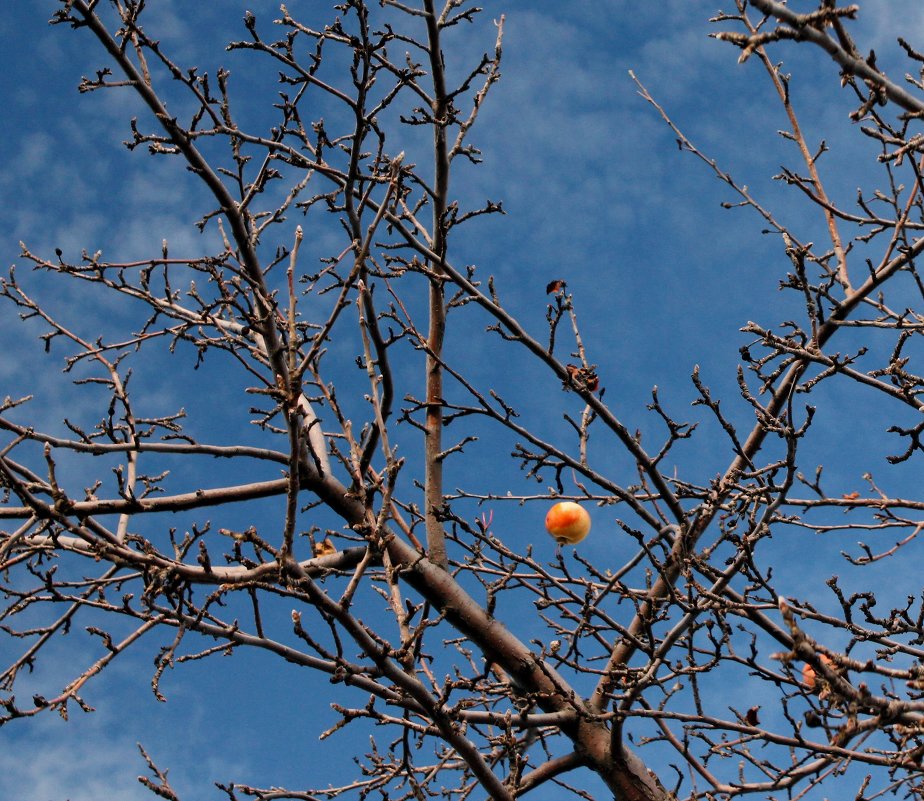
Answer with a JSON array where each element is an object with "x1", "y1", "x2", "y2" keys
[
  {"x1": 545, "y1": 502, "x2": 591, "y2": 545},
  {"x1": 802, "y1": 654, "x2": 833, "y2": 691}
]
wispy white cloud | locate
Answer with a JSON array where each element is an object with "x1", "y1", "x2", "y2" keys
[{"x1": 0, "y1": 725, "x2": 154, "y2": 801}]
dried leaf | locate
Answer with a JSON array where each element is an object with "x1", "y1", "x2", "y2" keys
[
  {"x1": 546, "y1": 279, "x2": 566, "y2": 294},
  {"x1": 313, "y1": 537, "x2": 337, "y2": 557}
]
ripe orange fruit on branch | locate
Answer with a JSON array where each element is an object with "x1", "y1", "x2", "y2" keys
[
  {"x1": 545, "y1": 502, "x2": 591, "y2": 545},
  {"x1": 802, "y1": 654, "x2": 833, "y2": 692}
]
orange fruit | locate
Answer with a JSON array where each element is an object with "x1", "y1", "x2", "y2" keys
[
  {"x1": 802, "y1": 654, "x2": 833, "y2": 691},
  {"x1": 545, "y1": 502, "x2": 591, "y2": 545}
]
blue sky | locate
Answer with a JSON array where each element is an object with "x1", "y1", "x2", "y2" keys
[{"x1": 4, "y1": 2, "x2": 924, "y2": 799}]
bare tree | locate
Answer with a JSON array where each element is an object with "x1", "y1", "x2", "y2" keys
[{"x1": 5, "y1": 1, "x2": 924, "y2": 799}]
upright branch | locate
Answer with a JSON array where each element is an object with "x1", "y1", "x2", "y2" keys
[{"x1": 422, "y1": 0, "x2": 451, "y2": 569}]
